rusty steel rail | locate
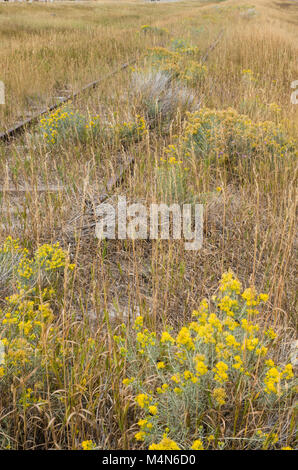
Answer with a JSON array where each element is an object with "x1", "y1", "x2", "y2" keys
[
  {"x1": 0, "y1": 185, "x2": 65, "y2": 195},
  {"x1": 60, "y1": 155, "x2": 135, "y2": 243},
  {"x1": 198, "y1": 29, "x2": 225, "y2": 109},
  {"x1": 200, "y1": 29, "x2": 225, "y2": 64}
]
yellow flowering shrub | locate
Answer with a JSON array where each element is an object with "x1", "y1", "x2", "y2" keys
[
  {"x1": 81, "y1": 440, "x2": 96, "y2": 450},
  {"x1": 0, "y1": 238, "x2": 99, "y2": 449},
  {"x1": 170, "y1": 38, "x2": 199, "y2": 56},
  {"x1": 115, "y1": 115, "x2": 148, "y2": 144},
  {"x1": 0, "y1": 239, "x2": 75, "y2": 378},
  {"x1": 0, "y1": 237, "x2": 118, "y2": 449},
  {"x1": 149, "y1": 435, "x2": 181, "y2": 450},
  {"x1": 140, "y1": 25, "x2": 169, "y2": 36},
  {"x1": 149, "y1": 45, "x2": 207, "y2": 87},
  {"x1": 38, "y1": 103, "x2": 102, "y2": 146},
  {"x1": 0, "y1": 237, "x2": 74, "y2": 290},
  {"x1": 166, "y1": 107, "x2": 297, "y2": 168},
  {"x1": 156, "y1": 153, "x2": 192, "y2": 204},
  {"x1": 39, "y1": 105, "x2": 148, "y2": 151},
  {"x1": 117, "y1": 271, "x2": 296, "y2": 450}
]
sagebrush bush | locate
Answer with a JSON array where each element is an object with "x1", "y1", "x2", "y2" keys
[
  {"x1": 116, "y1": 271, "x2": 296, "y2": 450},
  {"x1": 131, "y1": 69, "x2": 196, "y2": 126}
]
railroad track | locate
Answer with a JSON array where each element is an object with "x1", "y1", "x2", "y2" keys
[
  {"x1": 0, "y1": 31, "x2": 225, "y2": 237},
  {"x1": 0, "y1": 57, "x2": 139, "y2": 144},
  {"x1": 0, "y1": 56, "x2": 141, "y2": 238},
  {"x1": 0, "y1": 29, "x2": 225, "y2": 145}
]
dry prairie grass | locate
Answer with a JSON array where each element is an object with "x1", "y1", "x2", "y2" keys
[{"x1": 0, "y1": 0, "x2": 297, "y2": 450}]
